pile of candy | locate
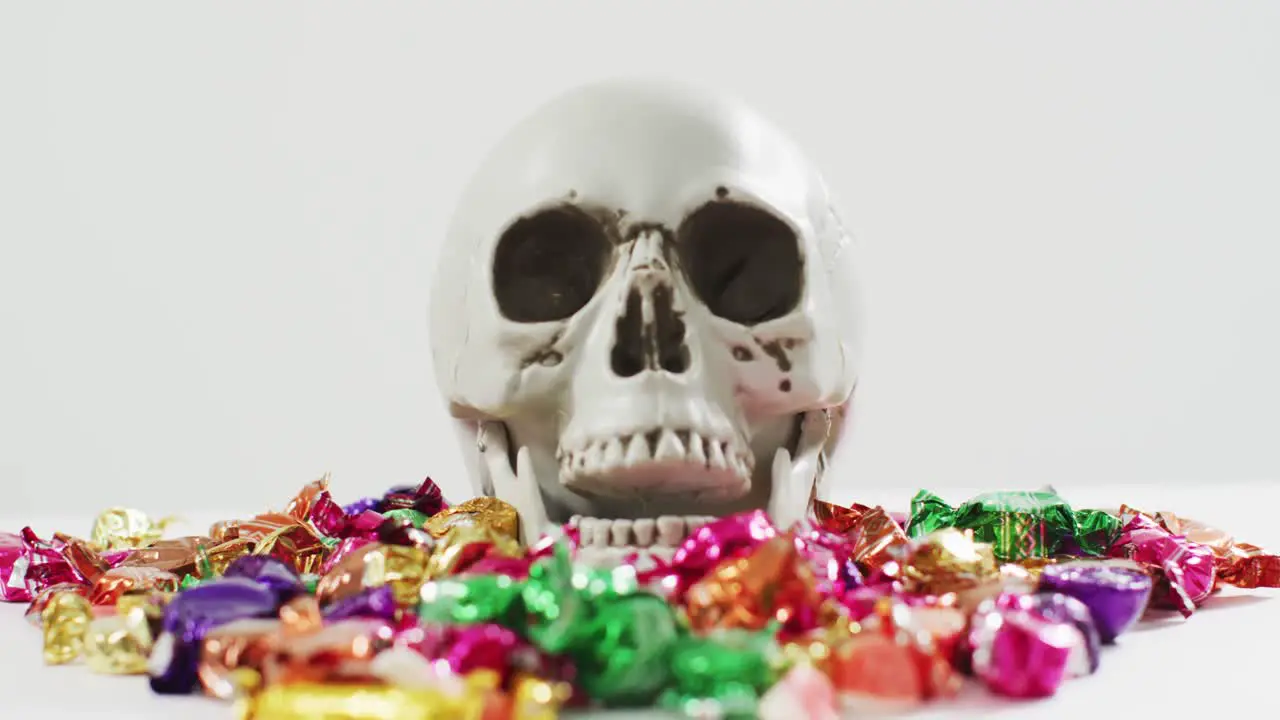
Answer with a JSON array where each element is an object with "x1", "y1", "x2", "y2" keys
[{"x1": 3, "y1": 477, "x2": 1279, "y2": 719}]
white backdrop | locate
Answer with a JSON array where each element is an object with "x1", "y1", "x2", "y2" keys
[{"x1": 2, "y1": 2, "x2": 1278, "y2": 518}]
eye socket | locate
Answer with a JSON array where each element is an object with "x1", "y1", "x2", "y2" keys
[
  {"x1": 676, "y1": 201, "x2": 803, "y2": 325},
  {"x1": 492, "y1": 205, "x2": 613, "y2": 323}
]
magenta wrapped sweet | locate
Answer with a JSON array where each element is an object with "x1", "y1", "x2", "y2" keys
[
  {"x1": 1107, "y1": 514, "x2": 1215, "y2": 618},
  {"x1": 968, "y1": 592, "x2": 1087, "y2": 698},
  {"x1": 793, "y1": 521, "x2": 864, "y2": 598},
  {"x1": 378, "y1": 477, "x2": 448, "y2": 517},
  {"x1": 340, "y1": 512, "x2": 386, "y2": 542},
  {"x1": 17, "y1": 528, "x2": 81, "y2": 594},
  {"x1": 1039, "y1": 560, "x2": 1153, "y2": 642},
  {"x1": 640, "y1": 510, "x2": 777, "y2": 599},
  {"x1": 1, "y1": 531, "x2": 34, "y2": 602},
  {"x1": 306, "y1": 490, "x2": 349, "y2": 537}
]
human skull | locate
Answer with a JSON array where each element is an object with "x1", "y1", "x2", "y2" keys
[{"x1": 429, "y1": 78, "x2": 863, "y2": 556}]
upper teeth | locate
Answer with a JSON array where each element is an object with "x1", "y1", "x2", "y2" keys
[{"x1": 557, "y1": 429, "x2": 754, "y2": 485}]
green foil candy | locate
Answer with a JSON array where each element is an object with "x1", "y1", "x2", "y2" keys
[
  {"x1": 907, "y1": 488, "x2": 1121, "y2": 561},
  {"x1": 382, "y1": 509, "x2": 430, "y2": 529},
  {"x1": 522, "y1": 544, "x2": 678, "y2": 706},
  {"x1": 418, "y1": 573, "x2": 525, "y2": 626},
  {"x1": 658, "y1": 628, "x2": 779, "y2": 719}
]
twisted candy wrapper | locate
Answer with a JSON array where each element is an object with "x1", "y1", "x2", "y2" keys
[
  {"x1": 908, "y1": 489, "x2": 1121, "y2": 561},
  {"x1": 1107, "y1": 513, "x2": 1215, "y2": 617}
]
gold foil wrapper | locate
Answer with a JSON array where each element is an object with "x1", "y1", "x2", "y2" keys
[
  {"x1": 89, "y1": 507, "x2": 178, "y2": 551},
  {"x1": 207, "y1": 537, "x2": 257, "y2": 575},
  {"x1": 426, "y1": 525, "x2": 524, "y2": 579},
  {"x1": 424, "y1": 497, "x2": 519, "y2": 542},
  {"x1": 235, "y1": 683, "x2": 493, "y2": 720},
  {"x1": 685, "y1": 534, "x2": 834, "y2": 633},
  {"x1": 315, "y1": 544, "x2": 430, "y2": 608},
  {"x1": 283, "y1": 474, "x2": 331, "y2": 521},
  {"x1": 83, "y1": 609, "x2": 153, "y2": 674},
  {"x1": 511, "y1": 674, "x2": 573, "y2": 720},
  {"x1": 41, "y1": 591, "x2": 93, "y2": 665},
  {"x1": 900, "y1": 528, "x2": 999, "y2": 599}
]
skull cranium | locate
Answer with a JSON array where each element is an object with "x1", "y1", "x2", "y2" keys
[{"x1": 429, "y1": 78, "x2": 863, "y2": 556}]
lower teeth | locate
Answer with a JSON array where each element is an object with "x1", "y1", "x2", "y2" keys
[{"x1": 570, "y1": 515, "x2": 715, "y2": 548}]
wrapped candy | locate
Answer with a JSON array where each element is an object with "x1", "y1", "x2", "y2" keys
[
  {"x1": 425, "y1": 525, "x2": 524, "y2": 579},
  {"x1": 41, "y1": 590, "x2": 94, "y2": 664},
  {"x1": 814, "y1": 501, "x2": 911, "y2": 576},
  {"x1": 89, "y1": 566, "x2": 180, "y2": 605},
  {"x1": 827, "y1": 598, "x2": 961, "y2": 710},
  {"x1": 223, "y1": 555, "x2": 305, "y2": 602},
  {"x1": 967, "y1": 592, "x2": 1094, "y2": 698},
  {"x1": 378, "y1": 477, "x2": 448, "y2": 517},
  {"x1": 24, "y1": 582, "x2": 91, "y2": 626},
  {"x1": 644, "y1": 510, "x2": 779, "y2": 600},
  {"x1": 1, "y1": 530, "x2": 35, "y2": 602},
  {"x1": 685, "y1": 534, "x2": 834, "y2": 635},
  {"x1": 83, "y1": 609, "x2": 155, "y2": 674},
  {"x1": 198, "y1": 618, "x2": 284, "y2": 699},
  {"x1": 234, "y1": 682, "x2": 497, "y2": 720},
  {"x1": 88, "y1": 507, "x2": 177, "y2": 551},
  {"x1": 899, "y1": 528, "x2": 1023, "y2": 612},
  {"x1": 424, "y1": 497, "x2": 519, "y2": 542},
  {"x1": 260, "y1": 618, "x2": 396, "y2": 686},
  {"x1": 1108, "y1": 513, "x2": 1215, "y2": 617},
  {"x1": 17, "y1": 527, "x2": 82, "y2": 593},
  {"x1": 1039, "y1": 560, "x2": 1153, "y2": 642},
  {"x1": 342, "y1": 497, "x2": 380, "y2": 517},
  {"x1": 419, "y1": 573, "x2": 526, "y2": 626},
  {"x1": 659, "y1": 629, "x2": 778, "y2": 717},
  {"x1": 149, "y1": 577, "x2": 281, "y2": 694},
  {"x1": 117, "y1": 536, "x2": 213, "y2": 578},
  {"x1": 1133, "y1": 509, "x2": 1280, "y2": 591},
  {"x1": 323, "y1": 585, "x2": 400, "y2": 622},
  {"x1": 315, "y1": 543, "x2": 431, "y2": 608},
  {"x1": 908, "y1": 489, "x2": 1121, "y2": 561},
  {"x1": 758, "y1": 663, "x2": 839, "y2": 720}
]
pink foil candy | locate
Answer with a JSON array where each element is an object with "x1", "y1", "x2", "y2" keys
[
  {"x1": 306, "y1": 491, "x2": 349, "y2": 537},
  {"x1": 1108, "y1": 514, "x2": 1215, "y2": 617},
  {"x1": 641, "y1": 510, "x2": 778, "y2": 599},
  {"x1": 341, "y1": 511, "x2": 387, "y2": 541},
  {"x1": 19, "y1": 527, "x2": 82, "y2": 594},
  {"x1": 968, "y1": 592, "x2": 1083, "y2": 698},
  {"x1": 319, "y1": 537, "x2": 375, "y2": 577},
  {"x1": 759, "y1": 663, "x2": 839, "y2": 720},
  {"x1": 1, "y1": 531, "x2": 34, "y2": 602}
]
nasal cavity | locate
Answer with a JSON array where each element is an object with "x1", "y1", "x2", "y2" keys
[{"x1": 610, "y1": 284, "x2": 691, "y2": 377}]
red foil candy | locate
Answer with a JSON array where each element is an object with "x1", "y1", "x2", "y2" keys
[
  {"x1": 1108, "y1": 514, "x2": 1215, "y2": 617},
  {"x1": 2, "y1": 531, "x2": 35, "y2": 602},
  {"x1": 89, "y1": 566, "x2": 180, "y2": 605},
  {"x1": 644, "y1": 510, "x2": 778, "y2": 600},
  {"x1": 18, "y1": 528, "x2": 82, "y2": 593}
]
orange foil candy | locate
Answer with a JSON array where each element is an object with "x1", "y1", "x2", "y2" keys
[
  {"x1": 684, "y1": 534, "x2": 832, "y2": 634},
  {"x1": 89, "y1": 566, "x2": 180, "y2": 605}
]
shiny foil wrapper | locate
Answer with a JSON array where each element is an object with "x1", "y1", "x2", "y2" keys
[
  {"x1": 261, "y1": 618, "x2": 396, "y2": 686},
  {"x1": 645, "y1": 510, "x2": 779, "y2": 600},
  {"x1": 1, "y1": 530, "x2": 36, "y2": 602},
  {"x1": 41, "y1": 590, "x2": 94, "y2": 664},
  {"x1": 235, "y1": 683, "x2": 495, "y2": 720},
  {"x1": 900, "y1": 528, "x2": 1000, "y2": 601},
  {"x1": 315, "y1": 543, "x2": 430, "y2": 608},
  {"x1": 426, "y1": 525, "x2": 524, "y2": 579},
  {"x1": 663, "y1": 629, "x2": 778, "y2": 715},
  {"x1": 758, "y1": 664, "x2": 839, "y2": 720},
  {"x1": 24, "y1": 582, "x2": 91, "y2": 626},
  {"x1": 968, "y1": 592, "x2": 1090, "y2": 698},
  {"x1": 84, "y1": 610, "x2": 154, "y2": 674},
  {"x1": 198, "y1": 617, "x2": 283, "y2": 699},
  {"x1": 424, "y1": 497, "x2": 519, "y2": 542},
  {"x1": 89, "y1": 566, "x2": 179, "y2": 605},
  {"x1": 1108, "y1": 513, "x2": 1215, "y2": 617},
  {"x1": 89, "y1": 507, "x2": 177, "y2": 551},
  {"x1": 1138, "y1": 508, "x2": 1280, "y2": 591},
  {"x1": 908, "y1": 489, "x2": 1121, "y2": 561},
  {"x1": 827, "y1": 598, "x2": 962, "y2": 709},
  {"x1": 118, "y1": 536, "x2": 214, "y2": 578},
  {"x1": 1039, "y1": 559, "x2": 1153, "y2": 642},
  {"x1": 685, "y1": 534, "x2": 833, "y2": 635}
]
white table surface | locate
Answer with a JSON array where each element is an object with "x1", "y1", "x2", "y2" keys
[{"x1": 4, "y1": 482, "x2": 1278, "y2": 719}]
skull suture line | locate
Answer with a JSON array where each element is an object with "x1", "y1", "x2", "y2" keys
[{"x1": 429, "y1": 79, "x2": 863, "y2": 558}]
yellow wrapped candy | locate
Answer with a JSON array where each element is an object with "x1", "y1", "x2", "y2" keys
[
  {"x1": 234, "y1": 682, "x2": 494, "y2": 720},
  {"x1": 424, "y1": 497, "x2": 519, "y2": 542},
  {"x1": 83, "y1": 608, "x2": 153, "y2": 674},
  {"x1": 41, "y1": 591, "x2": 93, "y2": 664},
  {"x1": 89, "y1": 507, "x2": 178, "y2": 551}
]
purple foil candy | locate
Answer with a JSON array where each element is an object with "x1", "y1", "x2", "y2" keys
[
  {"x1": 148, "y1": 577, "x2": 279, "y2": 694},
  {"x1": 223, "y1": 555, "x2": 304, "y2": 601},
  {"x1": 1039, "y1": 561, "x2": 1153, "y2": 643},
  {"x1": 323, "y1": 585, "x2": 399, "y2": 622},
  {"x1": 1, "y1": 531, "x2": 34, "y2": 602},
  {"x1": 343, "y1": 497, "x2": 380, "y2": 517},
  {"x1": 968, "y1": 592, "x2": 1083, "y2": 698}
]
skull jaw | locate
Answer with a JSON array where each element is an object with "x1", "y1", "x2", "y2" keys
[{"x1": 476, "y1": 410, "x2": 826, "y2": 550}]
